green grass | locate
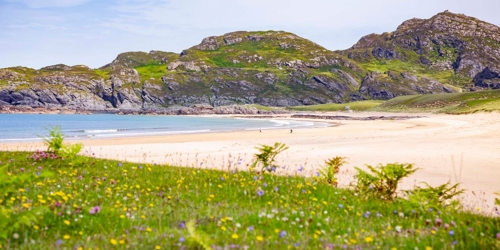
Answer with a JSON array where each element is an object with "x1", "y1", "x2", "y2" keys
[
  {"x1": 135, "y1": 64, "x2": 168, "y2": 83},
  {"x1": 1, "y1": 151, "x2": 499, "y2": 249},
  {"x1": 287, "y1": 100, "x2": 385, "y2": 112},
  {"x1": 375, "y1": 89, "x2": 500, "y2": 114},
  {"x1": 93, "y1": 69, "x2": 110, "y2": 80},
  {"x1": 244, "y1": 104, "x2": 282, "y2": 111}
]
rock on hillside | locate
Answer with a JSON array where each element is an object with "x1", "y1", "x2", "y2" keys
[{"x1": 341, "y1": 11, "x2": 500, "y2": 91}]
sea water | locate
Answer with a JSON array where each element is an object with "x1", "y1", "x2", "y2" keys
[{"x1": 0, "y1": 114, "x2": 324, "y2": 142}]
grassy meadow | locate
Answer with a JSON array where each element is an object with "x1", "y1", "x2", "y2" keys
[{"x1": 1, "y1": 138, "x2": 499, "y2": 249}]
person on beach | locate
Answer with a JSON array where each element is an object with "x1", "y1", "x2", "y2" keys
[{"x1": 290, "y1": 129, "x2": 293, "y2": 133}]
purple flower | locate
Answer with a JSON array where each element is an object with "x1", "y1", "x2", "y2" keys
[
  {"x1": 274, "y1": 186, "x2": 279, "y2": 192},
  {"x1": 38, "y1": 166, "x2": 43, "y2": 170},
  {"x1": 257, "y1": 190, "x2": 264, "y2": 196},
  {"x1": 248, "y1": 226, "x2": 254, "y2": 231},
  {"x1": 56, "y1": 239, "x2": 62, "y2": 245},
  {"x1": 294, "y1": 242, "x2": 300, "y2": 247},
  {"x1": 179, "y1": 221, "x2": 185, "y2": 229},
  {"x1": 118, "y1": 162, "x2": 123, "y2": 167},
  {"x1": 253, "y1": 176, "x2": 258, "y2": 181},
  {"x1": 220, "y1": 177, "x2": 225, "y2": 181},
  {"x1": 279, "y1": 230, "x2": 287, "y2": 238},
  {"x1": 363, "y1": 211, "x2": 371, "y2": 218},
  {"x1": 298, "y1": 166, "x2": 304, "y2": 171},
  {"x1": 496, "y1": 232, "x2": 500, "y2": 240},
  {"x1": 448, "y1": 230, "x2": 454, "y2": 236},
  {"x1": 376, "y1": 212, "x2": 382, "y2": 217},
  {"x1": 138, "y1": 165, "x2": 143, "y2": 169},
  {"x1": 89, "y1": 206, "x2": 101, "y2": 215},
  {"x1": 271, "y1": 167, "x2": 276, "y2": 172},
  {"x1": 468, "y1": 228, "x2": 473, "y2": 232},
  {"x1": 316, "y1": 172, "x2": 320, "y2": 177},
  {"x1": 179, "y1": 236, "x2": 185, "y2": 243},
  {"x1": 263, "y1": 183, "x2": 268, "y2": 187},
  {"x1": 338, "y1": 204, "x2": 343, "y2": 209}
]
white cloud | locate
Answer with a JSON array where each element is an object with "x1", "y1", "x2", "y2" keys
[{"x1": 5, "y1": 0, "x2": 92, "y2": 8}]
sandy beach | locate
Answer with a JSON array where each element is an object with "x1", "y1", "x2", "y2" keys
[{"x1": 2, "y1": 112, "x2": 499, "y2": 212}]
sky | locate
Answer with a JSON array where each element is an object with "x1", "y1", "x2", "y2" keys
[{"x1": 1, "y1": 0, "x2": 500, "y2": 69}]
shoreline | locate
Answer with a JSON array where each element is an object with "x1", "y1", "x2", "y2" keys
[{"x1": 1, "y1": 112, "x2": 500, "y2": 212}]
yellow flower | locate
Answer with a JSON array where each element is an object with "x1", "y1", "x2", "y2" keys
[
  {"x1": 231, "y1": 234, "x2": 239, "y2": 239},
  {"x1": 146, "y1": 227, "x2": 152, "y2": 232},
  {"x1": 155, "y1": 246, "x2": 161, "y2": 249},
  {"x1": 63, "y1": 235, "x2": 70, "y2": 239},
  {"x1": 256, "y1": 236, "x2": 263, "y2": 241},
  {"x1": 425, "y1": 247, "x2": 432, "y2": 250},
  {"x1": 110, "y1": 239, "x2": 117, "y2": 245},
  {"x1": 64, "y1": 220, "x2": 70, "y2": 225},
  {"x1": 221, "y1": 226, "x2": 227, "y2": 231},
  {"x1": 119, "y1": 240, "x2": 125, "y2": 244},
  {"x1": 365, "y1": 236, "x2": 373, "y2": 243},
  {"x1": 33, "y1": 225, "x2": 39, "y2": 230}
]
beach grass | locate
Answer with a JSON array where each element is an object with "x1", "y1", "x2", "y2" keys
[
  {"x1": 287, "y1": 100, "x2": 385, "y2": 112},
  {"x1": 1, "y1": 151, "x2": 499, "y2": 249}
]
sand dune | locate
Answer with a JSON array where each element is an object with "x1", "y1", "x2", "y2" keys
[{"x1": 2, "y1": 112, "x2": 499, "y2": 213}]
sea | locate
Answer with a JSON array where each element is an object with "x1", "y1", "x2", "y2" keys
[{"x1": 0, "y1": 114, "x2": 326, "y2": 142}]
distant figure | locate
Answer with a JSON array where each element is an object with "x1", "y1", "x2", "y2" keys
[
  {"x1": 259, "y1": 129, "x2": 262, "y2": 133},
  {"x1": 290, "y1": 129, "x2": 293, "y2": 133}
]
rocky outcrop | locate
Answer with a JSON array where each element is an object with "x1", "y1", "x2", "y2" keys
[
  {"x1": 359, "y1": 71, "x2": 455, "y2": 100},
  {"x1": 473, "y1": 67, "x2": 500, "y2": 89}
]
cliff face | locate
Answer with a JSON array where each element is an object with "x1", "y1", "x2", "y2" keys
[{"x1": 1, "y1": 11, "x2": 499, "y2": 112}]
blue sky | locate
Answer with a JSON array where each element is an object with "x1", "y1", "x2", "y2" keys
[{"x1": 1, "y1": 0, "x2": 499, "y2": 69}]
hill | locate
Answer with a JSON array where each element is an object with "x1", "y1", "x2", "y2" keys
[{"x1": 1, "y1": 11, "x2": 500, "y2": 113}]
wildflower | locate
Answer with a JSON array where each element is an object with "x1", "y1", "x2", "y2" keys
[
  {"x1": 256, "y1": 236, "x2": 263, "y2": 241},
  {"x1": 263, "y1": 182, "x2": 268, "y2": 187},
  {"x1": 118, "y1": 162, "x2": 123, "y2": 167},
  {"x1": 496, "y1": 232, "x2": 500, "y2": 240},
  {"x1": 279, "y1": 230, "x2": 287, "y2": 238},
  {"x1": 56, "y1": 239, "x2": 62, "y2": 245},
  {"x1": 63, "y1": 235, "x2": 70, "y2": 240},
  {"x1": 425, "y1": 219, "x2": 431, "y2": 225},
  {"x1": 316, "y1": 172, "x2": 320, "y2": 177},
  {"x1": 13, "y1": 233, "x2": 19, "y2": 239},
  {"x1": 274, "y1": 186, "x2": 279, "y2": 192},
  {"x1": 449, "y1": 230, "x2": 454, "y2": 236},
  {"x1": 110, "y1": 239, "x2": 117, "y2": 245},
  {"x1": 179, "y1": 236, "x2": 185, "y2": 243},
  {"x1": 363, "y1": 211, "x2": 371, "y2": 218},
  {"x1": 248, "y1": 226, "x2": 254, "y2": 231},
  {"x1": 395, "y1": 226, "x2": 402, "y2": 233},
  {"x1": 231, "y1": 234, "x2": 239, "y2": 239},
  {"x1": 89, "y1": 206, "x2": 100, "y2": 215},
  {"x1": 425, "y1": 247, "x2": 432, "y2": 250},
  {"x1": 376, "y1": 212, "x2": 382, "y2": 217},
  {"x1": 298, "y1": 166, "x2": 304, "y2": 171},
  {"x1": 365, "y1": 236, "x2": 373, "y2": 243},
  {"x1": 257, "y1": 190, "x2": 264, "y2": 196},
  {"x1": 155, "y1": 246, "x2": 161, "y2": 250},
  {"x1": 338, "y1": 204, "x2": 343, "y2": 209},
  {"x1": 468, "y1": 228, "x2": 473, "y2": 232},
  {"x1": 64, "y1": 220, "x2": 70, "y2": 225},
  {"x1": 179, "y1": 221, "x2": 185, "y2": 229}
]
